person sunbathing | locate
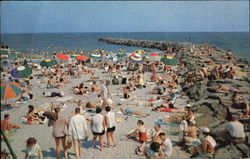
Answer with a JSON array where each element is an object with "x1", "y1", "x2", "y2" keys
[
  {"x1": 136, "y1": 142, "x2": 163, "y2": 159},
  {"x1": 42, "y1": 91, "x2": 65, "y2": 97},
  {"x1": 152, "y1": 103, "x2": 186, "y2": 113},
  {"x1": 120, "y1": 108, "x2": 149, "y2": 117},
  {"x1": 231, "y1": 92, "x2": 250, "y2": 117},
  {"x1": 215, "y1": 83, "x2": 250, "y2": 94}
]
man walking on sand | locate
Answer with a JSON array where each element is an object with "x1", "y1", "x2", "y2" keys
[
  {"x1": 68, "y1": 108, "x2": 88, "y2": 159},
  {"x1": 100, "y1": 80, "x2": 112, "y2": 107}
]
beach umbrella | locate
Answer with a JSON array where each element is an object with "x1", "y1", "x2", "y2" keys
[
  {"x1": 56, "y1": 54, "x2": 69, "y2": 60},
  {"x1": 40, "y1": 59, "x2": 57, "y2": 67},
  {"x1": 149, "y1": 53, "x2": 160, "y2": 56},
  {"x1": 161, "y1": 56, "x2": 177, "y2": 66},
  {"x1": 90, "y1": 53, "x2": 102, "y2": 60},
  {"x1": 76, "y1": 55, "x2": 89, "y2": 61},
  {"x1": 134, "y1": 50, "x2": 145, "y2": 55},
  {"x1": 1, "y1": 81, "x2": 23, "y2": 100},
  {"x1": 0, "y1": 56, "x2": 8, "y2": 61},
  {"x1": 11, "y1": 66, "x2": 32, "y2": 78},
  {"x1": 71, "y1": 54, "x2": 80, "y2": 58},
  {"x1": 129, "y1": 53, "x2": 143, "y2": 63},
  {"x1": 116, "y1": 53, "x2": 127, "y2": 58}
]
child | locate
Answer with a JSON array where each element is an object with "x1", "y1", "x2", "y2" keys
[{"x1": 25, "y1": 137, "x2": 43, "y2": 159}]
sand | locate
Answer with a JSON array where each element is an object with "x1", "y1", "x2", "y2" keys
[{"x1": 1, "y1": 67, "x2": 191, "y2": 159}]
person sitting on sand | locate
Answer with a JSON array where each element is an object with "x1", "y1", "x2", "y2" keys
[
  {"x1": 184, "y1": 104, "x2": 195, "y2": 121},
  {"x1": 25, "y1": 137, "x2": 43, "y2": 159},
  {"x1": 150, "y1": 124, "x2": 163, "y2": 142},
  {"x1": 150, "y1": 72, "x2": 159, "y2": 82},
  {"x1": 127, "y1": 120, "x2": 147, "y2": 147},
  {"x1": 158, "y1": 132, "x2": 173, "y2": 158},
  {"x1": 151, "y1": 81, "x2": 165, "y2": 95},
  {"x1": 214, "y1": 83, "x2": 250, "y2": 94},
  {"x1": 123, "y1": 86, "x2": 132, "y2": 99},
  {"x1": 16, "y1": 90, "x2": 30, "y2": 103},
  {"x1": 128, "y1": 78, "x2": 136, "y2": 91},
  {"x1": 47, "y1": 76, "x2": 56, "y2": 88},
  {"x1": 136, "y1": 142, "x2": 162, "y2": 159},
  {"x1": 231, "y1": 92, "x2": 250, "y2": 117},
  {"x1": 26, "y1": 105, "x2": 47, "y2": 125},
  {"x1": 191, "y1": 127, "x2": 216, "y2": 158},
  {"x1": 1, "y1": 114, "x2": 21, "y2": 132},
  {"x1": 135, "y1": 75, "x2": 145, "y2": 89},
  {"x1": 42, "y1": 91, "x2": 65, "y2": 97},
  {"x1": 181, "y1": 120, "x2": 200, "y2": 145},
  {"x1": 225, "y1": 67, "x2": 236, "y2": 79},
  {"x1": 120, "y1": 108, "x2": 149, "y2": 117},
  {"x1": 55, "y1": 77, "x2": 65, "y2": 88}
]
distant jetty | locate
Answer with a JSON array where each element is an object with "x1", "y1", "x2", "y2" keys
[{"x1": 98, "y1": 38, "x2": 193, "y2": 51}]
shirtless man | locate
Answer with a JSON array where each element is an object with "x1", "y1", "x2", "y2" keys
[
  {"x1": 181, "y1": 120, "x2": 200, "y2": 145},
  {"x1": 215, "y1": 83, "x2": 250, "y2": 94}
]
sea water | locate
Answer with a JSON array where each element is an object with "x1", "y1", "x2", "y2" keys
[{"x1": 1, "y1": 32, "x2": 249, "y2": 60}]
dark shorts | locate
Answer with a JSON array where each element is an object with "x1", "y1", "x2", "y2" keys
[
  {"x1": 93, "y1": 130, "x2": 105, "y2": 136},
  {"x1": 55, "y1": 136, "x2": 66, "y2": 139},
  {"x1": 107, "y1": 126, "x2": 116, "y2": 132}
]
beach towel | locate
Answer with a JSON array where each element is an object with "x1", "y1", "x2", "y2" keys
[
  {"x1": 55, "y1": 96, "x2": 73, "y2": 102},
  {"x1": 154, "y1": 120, "x2": 179, "y2": 127},
  {"x1": 115, "y1": 111, "x2": 142, "y2": 118}
]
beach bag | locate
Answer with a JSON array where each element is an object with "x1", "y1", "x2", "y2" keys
[
  {"x1": 121, "y1": 77, "x2": 127, "y2": 84},
  {"x1": 65, "y1": 136, "x2": 72, "y2": 149}
]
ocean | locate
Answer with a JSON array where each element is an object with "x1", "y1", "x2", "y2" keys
[{"x1": 1, "y1": 32, "x2": 249, "y2": 60}]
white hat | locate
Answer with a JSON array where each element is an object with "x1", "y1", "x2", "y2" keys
[
  {"x1": 201, "y1": 127, "x2": 210, "y2": 133},
  {"x1": 190, "y1": 119, "x2": 196, "y2": 125},
  {"x1": 107, "y1": 98, "x2": 113, "y2": 105}
]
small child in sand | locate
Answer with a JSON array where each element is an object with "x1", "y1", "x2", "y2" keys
[{"x1": 25, "y1": 137, "x2": 43, "y2": 159}]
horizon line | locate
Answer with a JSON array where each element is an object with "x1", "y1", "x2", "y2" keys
[{"x1": 1, "y1": 31, "x2": 249, "y2": 34}]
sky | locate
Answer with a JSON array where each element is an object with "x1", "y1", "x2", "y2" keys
[{"x1": 1, "y1": 1, "x2": 249, "y2": 33}]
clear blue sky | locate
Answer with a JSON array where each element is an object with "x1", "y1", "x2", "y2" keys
[{"x1": 1, "y1": 1, "x2": 249, "y2": 33}]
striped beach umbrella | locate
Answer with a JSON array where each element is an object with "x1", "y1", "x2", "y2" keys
[
  {"x1": 90, "y1": 53, "x2": 102, "y2": 59},
  {"x1": 40, "y1": 59, "x2": 57, "y2": 67},
  {"x1": 76, "y1": 55, "x2": 89, "y2": 61},
  {"x1": 129, "y1": 53, "x2": 143, "y2": 63},
  {"x1": 11, "y1": 66, "x2": 32, "y2": 78},
  {"x1": 56, "y1": 54, "x2": 69, "y2": 60},
  {"x1": 1, "y1": 81, "x2": 23, "y2": 100}
]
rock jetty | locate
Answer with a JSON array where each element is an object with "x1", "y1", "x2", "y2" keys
[{"x1": 98, "y1": 38, "x2": 193, "y2": 51}]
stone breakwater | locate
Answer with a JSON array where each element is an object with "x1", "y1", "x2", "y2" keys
[
  {"x1": 98, "y1": 38, "x2": 193, "y2": 51},
  {"x1": 99, "y1": 38, "x2": 250, "y2": 159}
]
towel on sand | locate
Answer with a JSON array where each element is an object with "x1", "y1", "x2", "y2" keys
[
  {"x1": 115, "y1": 111, "x2": 142, "y2": 118},
  {"x1": 155, "y1": 120, "x2": 179, "y2": 127}
]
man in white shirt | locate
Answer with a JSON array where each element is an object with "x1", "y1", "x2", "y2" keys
[
  {"x1": 225, "y1": 113, "x2": 245, "y2": 144},
  {"x1": 159, "y1": 132, "x2": 172, "y2": 158},
  {"x1": 68, "y1": 108, "x2": 88, "y2": 159}
]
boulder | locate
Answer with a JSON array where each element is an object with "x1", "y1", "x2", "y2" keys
[
  {"x1": 186, "y1": 82, "x2": 208, "y2": 101},
  {"x1": 195, "y1": 114, "x2": 217, "y2": 127},
  {"x1": 215, "y1": 145, "x2": 243, "y2": 159}
]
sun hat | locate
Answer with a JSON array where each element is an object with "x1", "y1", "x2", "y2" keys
[{"x1": 201, "y1": 127, "x2": 210, "y2": 133}]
